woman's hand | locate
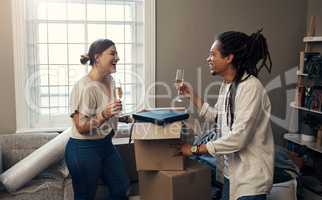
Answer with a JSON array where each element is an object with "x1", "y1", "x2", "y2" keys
[{"x1": 102, "y1": 100, "x2": 122, "y2": 119}]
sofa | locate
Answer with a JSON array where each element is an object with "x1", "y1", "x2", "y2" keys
[{"x1": 0, "y1": 132, "x2": 138, "y2": 200}]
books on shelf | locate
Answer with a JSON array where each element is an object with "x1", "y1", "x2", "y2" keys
[
  {"x1": 290, "y1": 101, "x2": 322, "y2": 115},
  {"x1": 303, "y1": 36, "x2": 322, "y2": 43},
  {"x1": 284, "y1": 133, "x2": 322, "y2": 154}
]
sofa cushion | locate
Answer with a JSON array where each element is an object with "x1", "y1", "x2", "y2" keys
[
  {"x1": 0, "y1": 178, "x2": 64, "y2": 200},
  {"x1": 0, "y1": 129, "x2": 70, "y2": 192},
  {"x1": 114, "y1": 125, "x2": 130, "y2": 138},
  {"x1": 268, "y1": 179, "x2": 297, "y2": 200},
  {"x1": 36, "y1": 159, "x2": 69, "y2": 180},
  {"x1": 0, "y1": 133, "x2": 58, "y2": 170}
]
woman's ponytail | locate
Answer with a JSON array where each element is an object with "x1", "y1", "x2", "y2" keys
[{"x1": 80, "y1": 54, "x2": 90, "y2": 65}]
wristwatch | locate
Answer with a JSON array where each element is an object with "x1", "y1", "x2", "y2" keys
[{"x1": 190, "y1": 145, "x2": 199, "y2": 155}]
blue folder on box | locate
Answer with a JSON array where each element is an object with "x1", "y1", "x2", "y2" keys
[{"x1": 132, "y1": 110, "x2": 189, "y2": 125}]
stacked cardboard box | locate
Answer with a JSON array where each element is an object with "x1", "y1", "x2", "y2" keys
[{"x1": 132, "y1": 121, "x2": 212, "y2": 200}]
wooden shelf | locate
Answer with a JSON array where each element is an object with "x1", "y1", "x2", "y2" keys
[
  {"x1": 290, "y1": 101, "x2": 322, "y2": 115},
  {"x1": 284, "y1": 133, "x2": 322, "y2": 153},
  {"x1": 296, "y1": 70, "x2": 308, "y2": 77},
  {"x1": 303, "y1": 36, "x2": 322, "y2": 43}
]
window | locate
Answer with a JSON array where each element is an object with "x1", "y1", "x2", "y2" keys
[{"x1": 12, "y1": 0, "x2": 155, "y2": 132}]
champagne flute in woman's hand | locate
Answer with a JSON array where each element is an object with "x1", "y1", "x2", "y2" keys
[
  {"x1": 114, "y1": 79, "x2": 123, "y2": 115},
  {"x1": 175, "y1": 69, "x2": 184, "y2": 102},
  {"x1": 115, "y1": 86, "x2": 123, "y2": 100}
]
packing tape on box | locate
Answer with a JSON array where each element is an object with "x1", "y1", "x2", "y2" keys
[{"x1": 0, "y1": 128, "x2": 71, "y2": 192}]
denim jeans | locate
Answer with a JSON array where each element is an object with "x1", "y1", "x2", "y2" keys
[
  {"x1": 221, "y1": 178, "x2": 267, "y2": 200},
  {"x1": 65, "y1": 134, "x2": 129, "y2": 200},
  {"x1": 237, "y1": 195, "x2": 267, "y2": 200}
]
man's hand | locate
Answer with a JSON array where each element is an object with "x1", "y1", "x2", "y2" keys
[
  {"x1": 174, "y1": 143, "x2": 209, "y2": 157},
  {"x1": 180, "y1": 144, "x2": 193, "y2": 157},
  {"x1": 175, "y1": 82, "x2": 204, "y2": 110},
  {"x1": 175, "y1": 82, "x2": 193, "y2": 98}
]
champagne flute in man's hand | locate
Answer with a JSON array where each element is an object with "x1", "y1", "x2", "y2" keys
[{"x1": 175, "y1": 69, "x2": 184, "y2": 102}]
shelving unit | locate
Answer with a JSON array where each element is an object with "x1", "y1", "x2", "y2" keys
[
  {"x1": 290, "y1": 101, "x2": 322, "y2": 115},
  {"x1": 285, "y1": 17, "x2": 322, "y2": 200},
  {"x1": 303, "y1": 36, "x2": 322, "y2": 43},
  {"x1": 296, "y1": 70, "x2": 309, "y2": 77},
  {"x1": 284, "y1": 133, "x2": 322, "y2": 154},
  {"x1": 285, "y1": 100, "x2": 322, "y2": 154},
  {"x1": 287, "y1": 33, "x2": 322, "y2": 146}
]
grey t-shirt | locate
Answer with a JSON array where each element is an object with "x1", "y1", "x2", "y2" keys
[{"x1": 69, "y1": 75, "x2": 118, "y2": 139}]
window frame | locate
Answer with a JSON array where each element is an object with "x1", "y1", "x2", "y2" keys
[{"x1": 11, "y1": 0, "x2": 155, "y2": 133}]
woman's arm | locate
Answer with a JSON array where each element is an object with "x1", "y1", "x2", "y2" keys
[
  {"x1": 72, "y1": 100, "x2": 122, "y2": 135},
  {"x1": 72, "y1": 111, "x2": 106, "y2": 135}
]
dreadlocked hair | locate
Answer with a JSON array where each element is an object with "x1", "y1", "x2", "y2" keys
[{"x1": 217, "y1": 29, "x2": 272, "y2": 130}]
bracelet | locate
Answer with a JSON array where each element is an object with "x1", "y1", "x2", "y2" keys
[{"x1": 101, "y1": 111, "x2": 109, "y2": 120}]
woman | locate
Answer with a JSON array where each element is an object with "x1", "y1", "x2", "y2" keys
[
  {"x1": 65, "y1": 39, "x2": 129, "y2": 200},
  {"x1": 178, "y1": 30, "x2": 274, "y2": 200}
]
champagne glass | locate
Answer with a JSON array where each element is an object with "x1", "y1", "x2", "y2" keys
[
  {"x1": 175, "y1": 69, "x2": 184, "y2": 102},
  {"x1": 114, "y1": 80, "x2": 123, "y2": 115},
  {"x1": 115, "y1": 86, "x2": 123, "y2": 101}
]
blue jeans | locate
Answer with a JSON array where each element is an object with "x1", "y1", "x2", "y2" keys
[
  {"x1": 222, "y1": 178, "x2": 267, "y2": 200},
  {"x1": 65, "y1": 134, "x2": 129, "y2": 200}
]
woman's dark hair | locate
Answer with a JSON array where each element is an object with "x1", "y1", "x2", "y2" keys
[
  {"x1": 80, "y1": 39, "x2": 115, "y2": 65},
  {"x1": 216, "y1": 29, "x2": 272, "y2": 129}
]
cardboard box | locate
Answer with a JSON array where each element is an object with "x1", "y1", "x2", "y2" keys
[
  {"x1": 132, "y1": 122, "x2": 183, "y2": 140},
  {"x1": 133, "y1": 122, "x2": 193, "y2": 171},
  {"x1": 139, "y1": 162, "x2": 212, "y2": 200},
  {"x1": 134, "y1": 139, "x2": 185, "y2": 171}
]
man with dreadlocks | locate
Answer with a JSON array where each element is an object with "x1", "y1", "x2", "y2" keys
[{"x1": 178, "y1": 30, "x2": 274, "y2": 200}]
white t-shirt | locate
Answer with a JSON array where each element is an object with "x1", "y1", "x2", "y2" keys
[{"x1": 69, "y1": 75, "x2": 118, "y2": 139}]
